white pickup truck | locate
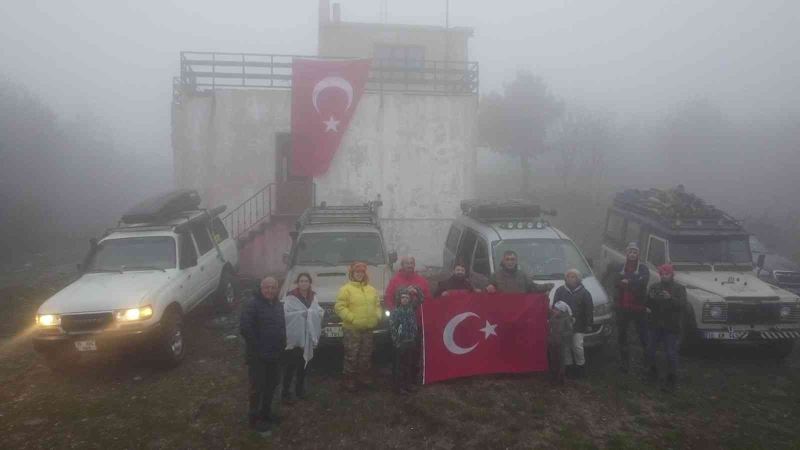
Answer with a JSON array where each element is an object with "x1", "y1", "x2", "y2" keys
[{"x1": 33, "y1": 191, "x2": 238, "y2": 370}]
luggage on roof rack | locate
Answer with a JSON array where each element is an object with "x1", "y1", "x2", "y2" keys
[
  {"x1": 296, "y1": 199, "x2": 382, "y2": 229},
  {"x1": 121, "y1": 189, "x2": 201, "y2": 224},
  {"x1": 460, "y1": 199, "x2": 556, "y2": 222},
  {"x1": 613, "y1": 186, "x2": 741, "y2": 232}
]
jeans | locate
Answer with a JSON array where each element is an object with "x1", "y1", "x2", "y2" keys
[
  {"x1": 646, "y1": 327, "x2": 679, "y2": 376},
  {"x1": 248, "y1": 358, "x2": 280, "y2": 422},
  {"x1": 616, "y1": 310, "x2": 648, "y2": 365},
  {"x1": 563, "y1": 332, "x2": 585, "y2": 366},
  {"x1": 282, "y1": 348, "x2": 306, "y2": 396},
  {"x1": 392, "y1": 343, "x2": 416, "y2": 389}
]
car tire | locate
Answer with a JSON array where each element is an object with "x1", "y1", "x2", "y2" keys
[
  {"x1": 215, "y1": 268, "x2": 237, "y2": 312},
  {"x1": 155, "y1": 310, "x2": 185, "y2": 368}
]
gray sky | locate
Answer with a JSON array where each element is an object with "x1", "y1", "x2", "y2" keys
[{"x1": 1, "y1": 0, "x2": 798, "y2": 166}]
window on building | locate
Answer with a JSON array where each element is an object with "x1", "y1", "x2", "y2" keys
[{"x1": 374, "y1": 45, "x2": 425, "y2": 69}]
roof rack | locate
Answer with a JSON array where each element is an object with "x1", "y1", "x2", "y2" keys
[
  {"x1": 296, "y1": 197, "x2": 383, "y2": 230},
  {"x1": 104, "y1": 205, "x2": 228, "y2": 237},
  {"x1": 460, "y1": 199, "x2": 556, "y2": 223},
  {"x1": 613, "y1": 186, "x2": 743, "y2": 232}
]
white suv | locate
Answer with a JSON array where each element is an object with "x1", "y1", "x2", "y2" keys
[{"x1": 33, "y1": 193, "x2": 238, "y2": 370}]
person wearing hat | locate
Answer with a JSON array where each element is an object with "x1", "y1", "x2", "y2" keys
[
  {"x1": 645, "y1": 264, "x2": 686, "y2": 391},
  {"x1": 607, "y1": 242, "x2": 650, "y2": 373},
  {"x1": 335, "y1": 262, "x2": 382, "y2": 392}
]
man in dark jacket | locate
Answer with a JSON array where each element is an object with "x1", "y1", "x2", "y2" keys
[
  {"x1": 553, "y1": 269, "x2": 594, "y2": 378},
  {"x1": 435, "y1": 261, "x2": 477, "y2": 297},
  {"x1": 645, "y1": 264, "x2": 686, "y2": 391},
  {"x1": 486, "y1": 251, "x2": 554, "y2": 294},
  {"x1": 606, "y1": 242, "x2": 650, "y2": 372},
  {"x1": 240, "y1": 277, "x2": 286, "y2": 433}
]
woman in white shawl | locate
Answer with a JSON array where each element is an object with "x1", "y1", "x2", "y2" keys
[{"x1": 282, "y1": 273, "x2": 324, "y2": 402}]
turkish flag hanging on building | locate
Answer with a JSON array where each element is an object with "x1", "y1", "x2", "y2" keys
[
  {"x1": 422, "y1": 292, "x2": 549, "y2": 384},
  {"x1": 290, "y1": 58, "x2": 371, "y2": 177}
]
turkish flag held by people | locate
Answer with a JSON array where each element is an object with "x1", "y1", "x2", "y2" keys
[
  {"x1": 422, "y1": 292, "x2": 549, "y2": 384},
  {"x1": 291, "y1": 58, "x2": 371, "y2": 177}
]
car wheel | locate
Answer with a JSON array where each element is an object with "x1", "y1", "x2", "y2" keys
[
  {"x1": 216, "y1": 269, "x2": 237, "y2": 312},
  {"x1": 156, "y1": 310, "x2": 185, "y2": 368}
]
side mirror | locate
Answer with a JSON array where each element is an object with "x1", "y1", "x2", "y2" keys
[
  {"x1": 282, "y1": 252, "x2": 290, "y2": 265},
  {"x1": 587, "y1": 257, "x2": 594, "y2": 269},
  {"x1": 756, "y1": 254, "x2": 766, "y2": 269},
  {"x1": 388, "y1": 251, "x2": 398, "y2": 264}
]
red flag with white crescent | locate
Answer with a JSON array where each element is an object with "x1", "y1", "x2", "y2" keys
[
  {"x1": 422, "y1": 292, "x2": 549, "y2": 384},
  {"x1": 290, "y1": 58, "x2": 371, "y2": 177}
]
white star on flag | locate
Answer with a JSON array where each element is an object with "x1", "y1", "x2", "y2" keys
[
  {"x1": 323, "y1": 115, "x2": 340, "y2": 132},
  {"x1": 479, "y1": 321, "x2": 498, "y2": 339}
]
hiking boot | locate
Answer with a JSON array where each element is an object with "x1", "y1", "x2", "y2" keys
[
  {"x1": 574, "y1": 365, "x2": 586, "y2": 379},
  {"x1": 282, "y1": 391, "x2": 295, "y2": 405},
  {"x1": 251, "y1": 419, "x2": 272, "y2": 434},
  {"x1": 295, "y1": 389, "x2": 306, "y2": 400}
]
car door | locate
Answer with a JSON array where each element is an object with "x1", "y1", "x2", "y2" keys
[
  {"x1": 177, "y1": 232, "x2": 203, "y2": 308},
  {"x1": 471, "y1": 237, "x2": 492, "y2": 279},
  {"x1": 190, "y1": 222, "x2": 218, "y2": 302}
]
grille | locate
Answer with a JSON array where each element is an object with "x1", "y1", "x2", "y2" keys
[
  {"x1": 61, "y1": 313, "x2": 114, "y2": 333},
  {"x1": 726, "y1": 303, "x2": 781, "y2": 325},
  {"x1": 320, "y1": 303, "x2": 341, "y2": 326}
]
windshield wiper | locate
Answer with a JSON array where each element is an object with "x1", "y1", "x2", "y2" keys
[{"x1": 299, "y1": 259, "x2": 334, "y2": 266}]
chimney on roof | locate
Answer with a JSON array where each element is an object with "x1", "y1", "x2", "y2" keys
[
  {"x1": 332, "y1": 3, "x2": 341, "y2": 23},
  {"x1": 319, "y1": 0, "x2": 330, "y2": 25}
]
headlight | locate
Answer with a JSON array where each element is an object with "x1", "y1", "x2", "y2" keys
[
  {"x1": 115, "y1": 305, "x2": 154, "y2": 322},
  {"x1": 594, "y1": 302, "x2": 611, "y2": 317},
  {"x1": 385, "y1": 310, "x2": 391, "y2": 317},
  {"x1": 709, "y1": 306, "x2": 723, "y2": 320},
  {"x1": 36, "y1": 314, "x2": 61, "y2": 327},
  {"x1": 779, "y1": 305, "x2": 792, "y2": 319}
]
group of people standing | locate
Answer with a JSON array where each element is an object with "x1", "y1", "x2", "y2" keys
[{"x1": 239, "y1": 244, "x2": 686, "y2": 434}]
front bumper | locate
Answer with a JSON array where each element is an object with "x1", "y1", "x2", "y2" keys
[
  {"x1": 695, "y1": 327, "x2": 800, "y2": 342},
  {"x1": 583, "y1": 319, "x2": 613, "y2": 347},
  {"x1": 32, "y1": 321, "x2": 163, "y2": 355}
]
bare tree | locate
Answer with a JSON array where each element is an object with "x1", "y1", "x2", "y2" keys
[{"x1": 478, "y1": 71, "x2": 563, "y2": 194}]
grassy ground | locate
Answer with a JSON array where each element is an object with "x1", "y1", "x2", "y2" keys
[{"x1": 1, "y1": 277, "x2": 799, "y2": 450}]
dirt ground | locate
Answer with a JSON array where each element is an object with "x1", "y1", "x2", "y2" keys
[{"x1": 1, "y1": 274, "x2": 799, "y2": 450}]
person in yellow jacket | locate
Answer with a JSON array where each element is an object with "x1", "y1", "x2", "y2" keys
[{"x1": 335, "y1": 261, "x2": 382, "y2": 392}]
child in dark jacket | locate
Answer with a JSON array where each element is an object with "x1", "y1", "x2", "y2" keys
[
  {"x1": 553, "y1": 269, "x2": 594, "y2": 378},
  {"x1": 548, "y1": 300, "x2": 574, "y2": 385},
  {"x1": 390, "y1": 288, "x2": 419, "y2": 394}
]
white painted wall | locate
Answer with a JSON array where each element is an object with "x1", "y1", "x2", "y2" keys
[{"x1": 173, "y1": 88, "x2": 477, "y2": 269}]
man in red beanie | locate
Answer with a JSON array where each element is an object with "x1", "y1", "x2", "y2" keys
[{"x1": 645, "y1": 264, "x2": 686, "y2": 392}]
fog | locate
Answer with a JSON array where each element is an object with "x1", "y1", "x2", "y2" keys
[{"x1": 1, "y1": 0, "x2": 799, "y2": 261}]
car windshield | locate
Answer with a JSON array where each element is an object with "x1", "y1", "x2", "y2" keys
[
  {"x1": 294, "y1": 232, "x2": 385, "y2": 266},
  {"x1": 492, "y1": 239, "x2": 592, "y2": 280},
  {"x1": 670, "y1": 237, "x2": 752, "y2": 265},
  {"x1": 87, "y1": 236, "x2": 177, "y2": 271}
]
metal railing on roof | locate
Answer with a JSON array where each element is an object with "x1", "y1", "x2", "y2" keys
[{"x1": 177, "y1": 51, "x2": 479, "y2": 96}]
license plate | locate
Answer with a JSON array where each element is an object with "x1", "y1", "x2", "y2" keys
[
  {"x1": 74, "y1": 340, "x2": 97, "y2": 352},
  {"x1": 704, "y1": 331, "x2": 741, "y2": 340},
  {"x1": 322, "y1": 326, "x2": 343, "y2": 338}
]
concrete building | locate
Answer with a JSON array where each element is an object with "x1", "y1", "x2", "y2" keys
[{"x1": 171, "y1": 1, "x2": 479, "y2": 275}]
